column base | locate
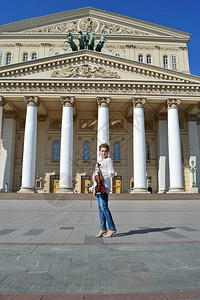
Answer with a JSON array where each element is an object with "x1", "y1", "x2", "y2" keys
[
  {"x1": 191, "y1": 187, "x2": 199, "y2": 193},
  {"x1": 167, "y1": 187, "x2": 185, "y2": 193},
  {"x1": 56, "y1": 187, "x2": 74, "y2": 193},
  {"x1": 17, "y1": 187, "x2": 36, "y2": 193},
  {"x1": 157, "y1": 190, "x2": 166, "y2": 194},
  {"x1": 130, "y1": 188, "x2": 150, "y2": 193}
]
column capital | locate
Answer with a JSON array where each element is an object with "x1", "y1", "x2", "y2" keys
[
  {"x1": 60, "y1": 96, "x2": 75, "y2": 107},
  {"x1": 0, "y1": 96, "x2": 6, "y2": 107},
  {"x1": 197, "y1": 112, "x2": 200, "y2": 125},
  {"x1": 156, "y1": 112, "x2": 167, "y2": 121},
  {"x1": 4, "y1": 111, "x2": 16, "y2": 119},
  {"x1": 187, "y1": 114, "x2": 197, "y2": 122},
  {"x1": 97, "y1": 97, "x2": 110, "y2": 107},
  {"x1": 24, "y1": 96, "x2": 40, "y2": 107},
  {"x1": 132, "y1": 98, "x2": 146, "y2": 108},
  {"x1": 167, "y1": 99, "x2": 181, "y2": 109}
]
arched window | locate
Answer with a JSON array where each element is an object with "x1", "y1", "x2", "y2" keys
[
  {"x1": 23, "y1": 53, "x2": 29, "y2": 62},
  {"x1": 83, "y1": 141, "x2": 90, "y2": 160},
  {"x1": 32, "y1": 53, "x2": 37, "y2": 60},
  {"x1": 52, "y1": 141, "x2": 60, "y2": 160},
  {"x1": 146, "y1": 55, "x2": 151, "y2": 64},
  {"x1": 146, "y1": 142, "x2": 150, "y2": 160},
  {"x1": 6, "y1": 53, "x2": 11, "y2": 65},
  {"x1": 138, "y1": 55, "x2": 143, "y2": 63},
  {"x1": 113, "y1": 142, "x2": 120, "y2": 160},
  {"x1": 171, "y1": 55, "x2": 177, "y2": 70},
  {"x1": 0, "y1": 52, "x2": 2, "y2": 66},
  {"x1": 163, "y1": 55, "x2": 168, "y2": 69}
]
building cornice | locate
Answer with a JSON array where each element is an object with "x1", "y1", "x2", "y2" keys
[
  {"x1": 0, "y1": 79, "x2": 200, "y2": 98},
  {"x1": 0, "y1": 33, "x2": 189, "y2": 43}
]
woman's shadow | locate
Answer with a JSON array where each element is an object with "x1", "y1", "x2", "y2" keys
[{"x1": 115, "y1": 227, "x2": 175, "y2": 237}]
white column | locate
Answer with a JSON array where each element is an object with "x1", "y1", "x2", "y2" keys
[
  {"x1": 0, "y1": 115, "x2": 16, "y2": 192},
  {"x1": 18, "y1": 96, "x2": 39, "y2": 193},
  {"x1": 97, "y1": 97, "x2": 110, "y2": 161},
  {"x1": 188, "y1": 113, "x2": 200, "y2": 192},
  {"x1": 0, "y1": 97, "x2": 6, "y2": 143},
  {"x1": 157, "y1": 115, "x2": 169, "y2": 193},
  {"x1": 167, "y1": 99, "x2": 184, "y2": 192},
  {"x1": 57, "y1": 96, "x2": 74, "y2": 193},
  {"x1": 132, "y1": 98, "x2": 148, "y2": 193}
]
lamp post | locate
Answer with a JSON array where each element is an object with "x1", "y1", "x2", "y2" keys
[{"x1": 189, "y1": 160, "x2": 197, "y2": 188}]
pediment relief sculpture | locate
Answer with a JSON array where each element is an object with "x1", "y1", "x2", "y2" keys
[
  {"x1": 51, "y1": 63, "x2": 120, "y2": 79},
  {"x1": 25, "y1": 17, "x2": 150, "y2": 35}
]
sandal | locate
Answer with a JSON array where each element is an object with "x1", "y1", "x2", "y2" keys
[{"x1": 95, "y1": 230, "x2": 107, "y2": 238}]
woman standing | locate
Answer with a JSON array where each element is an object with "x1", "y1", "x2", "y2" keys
[{"x1": 91, "y1": 143, "x2": 117, "y2": 238}]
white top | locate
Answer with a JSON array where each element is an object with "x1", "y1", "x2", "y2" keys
[{"x1": 90, "y1": 157, "x2": 115, "y2": 195}]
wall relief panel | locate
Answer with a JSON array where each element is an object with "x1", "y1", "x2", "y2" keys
[
  {"x1": 51, "y1": 63, "x2": 120, "y2": 78},
  {"x1": 49, "y1": 119, "x2": 62, "y2": 129},
  {"x1": 79, "y1": 119, "x2": 96, "y2": 130},
  {"x1": 25, "y1": 17, "x2": 151, "y2": 35},
  {"x1": 110, "y1": 119, "x2": 124, "y2": 130}
]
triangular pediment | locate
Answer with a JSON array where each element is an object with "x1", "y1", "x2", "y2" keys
[
  {"x1": 0, "y1": 8, "x2": 190, "y2": 39},
  {"x1": 0, "y1": 50, "x2": 199, "y2": 84}
]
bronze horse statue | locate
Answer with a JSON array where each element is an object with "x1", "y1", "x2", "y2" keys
[
  {"x1": 95, "y1": 33, "x2": 106, "y2": 52},
  {"x1": 65, "y1": 33, "x2": 78, "y2": 51},
  {"x1": 88, "y1": 31, "x2": 96, "y2": 51},
  {"x1": 65, "y1": 32, "x2": 106, "y2": 52}
]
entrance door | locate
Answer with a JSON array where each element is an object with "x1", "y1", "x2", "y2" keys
[
  {"x1": 50, "y1": 175, "x2": 60, "y2": 193},
  {"x1": 81, "y1": 176, "x2": 91, "y2": 193},
  {"x1": 113, "y1": 176, "x2": 122, "y2": 193}
]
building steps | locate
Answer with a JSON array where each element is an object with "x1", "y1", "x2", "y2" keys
[{"x1": 0, "y1": 193, "x2": 199, "y2": 200}]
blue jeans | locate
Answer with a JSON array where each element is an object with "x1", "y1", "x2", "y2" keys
[{"x1": 96, "y1": 192, "x2": 116, "y2": 231}]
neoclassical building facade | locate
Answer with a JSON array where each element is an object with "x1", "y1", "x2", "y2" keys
[{"x1": 0, "y1": 7, "x2": 200, "y2": 193}]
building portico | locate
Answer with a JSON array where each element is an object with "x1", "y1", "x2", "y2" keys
[{"x1": 0, "y1": 87, "x2": 200, "y2": 194}]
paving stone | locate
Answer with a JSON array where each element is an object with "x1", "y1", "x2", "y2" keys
[
  {"x1": 0, "y1": 273, "x2": 55, "y2": 294},
  {"x1": 68, "y1": 254, "x2": 90, "y2": 274},
  {"x1": 84, "y1": 235, "x2": 104, "y2": 244},
  {"x1": 106, "y1": 255, "x2": 130, "y2": 273},
  {"x1": 151, "y1": 270, "x2": 199, "y2": 292},
  {"x1": 22, "y1": 229, "x2": 45, "y2": 236},
  {"x1": 177, "y1": 226, "x2": 199, "y2": 232},
  {"x1": 162, "y1": 231, "x2": 188, "y2": 238},
  {"x1": 0, "y1": 229, "x2": 17, "y2": 235},
  {"x1": 60, "y1": 227, "x2": 75, "y2": 230}
]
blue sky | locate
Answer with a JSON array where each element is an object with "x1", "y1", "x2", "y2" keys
[{"x1": 1, "y1": 0, "x2": 200, "y2": 76}]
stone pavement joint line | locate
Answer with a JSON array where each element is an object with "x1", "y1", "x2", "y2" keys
[
  {"x1": 1, "y1": 240, "x2": 200, "y2": 246},
  {"x1": 1, "y1": 290, "x2": 200, "y2": 299}
]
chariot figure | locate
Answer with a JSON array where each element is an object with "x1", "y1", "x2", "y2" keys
[
  {"x1": 84, "y1": 32, "x2": 90, "y2": 49},
  {"x1": 78, "y1": 30, "x2": 84, "y2": 50}
]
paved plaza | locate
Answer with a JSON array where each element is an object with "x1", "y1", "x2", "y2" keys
[{"x1": 0, "y1": 198, "x2": 200, "y2": 299}]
